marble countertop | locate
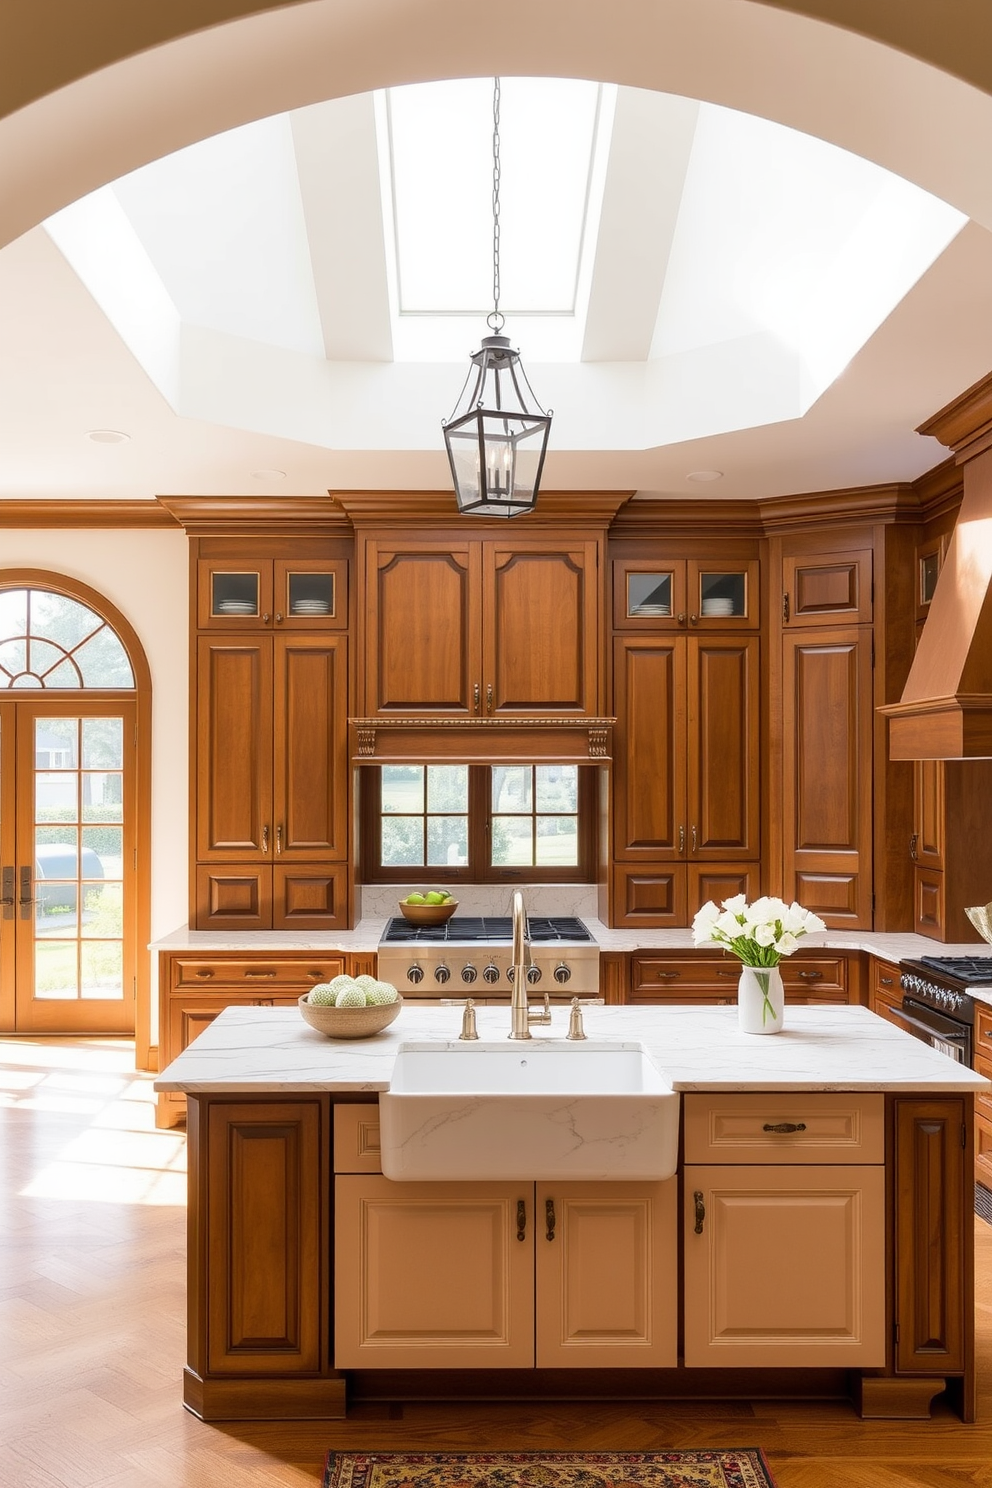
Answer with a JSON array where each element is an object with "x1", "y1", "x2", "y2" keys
[
  {"x1": 154, "y1": 1002, "x2": 989, "y2": 1095},
  {"x1": 150, "y1": 920, "x2": 990, "y2": 964}
]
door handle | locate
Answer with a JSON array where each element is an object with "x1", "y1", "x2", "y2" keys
[
  {"x1": 693, "y1": 1190, "x2": 705, "y2": 1235},
  {"x1": 910, "y1": 833, "x2": 918, "y2": 861},
  {"x1": 545, "y1": 1197, "x2": 557, "y2": 1242},
  {"x1": 691, "y1": 825, "x2": 697, "y2": 853},
  {"x1": 486, "y1": 683, "x2": 493, "y2": 713},
  {"x1": 261, "y1": 824, "x2": 269, "y2": 853},
  {"x1": 19, "y1": 865, "x2": 33, "y2": 918},
  {"x1": 1, "y1": 866, "x2": 14, "y2": 919},
  {"x1": 678, "y1": 825, "x2": 685, "y2": 854},
  {"x1": 517, "y1": 1199, "x2": 527, "y2": 1242},
  {"x1": 245, "y1": 969, "x2": 277, "y2": 979},
  {"x1": 474, "y1": 682, "x2": 481, "y2": 713},
  {"x1": 276, "y1": 824, "x2": 283, "y2": 855}
]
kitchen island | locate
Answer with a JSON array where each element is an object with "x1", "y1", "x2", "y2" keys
[{"x1": 156, "y1": 1002, "x2": 988, "y2": 1425}]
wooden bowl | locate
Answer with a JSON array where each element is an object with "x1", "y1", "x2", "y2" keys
[
  {"x1": 398, "y1": 899, "x2": 458, "y2": 926},
  {"x1": 298, "y1": 993, "x2": 403, "y2": 1039}
]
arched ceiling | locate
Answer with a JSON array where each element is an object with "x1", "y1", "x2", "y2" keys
[{"x1": 2, "y1": 0, "x2": 992, "y2": 505}]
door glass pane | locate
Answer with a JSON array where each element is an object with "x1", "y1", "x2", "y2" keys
[
  {"x1": 287, "y1": 572, "x2": 334, "y2": 617},
  {"x1": 32, "y1": 716, "x2": 125, "y2": 1003},
  {"x1": 627, "y1": 572, "x2": 672, "y2": 617},
  {"x1": 699, "y1": 571, "x2": 746, "y2": 618},
  {"x1": 211, "y1": 571, "x2": 260, "y2": 616},
  {"x1": 0, "y1": 588, "x2": 134, "y2": 688}
]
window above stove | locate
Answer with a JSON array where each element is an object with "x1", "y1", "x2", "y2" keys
[{"x1": 359, "y1": 764, "x2": 596, "y2": 884}]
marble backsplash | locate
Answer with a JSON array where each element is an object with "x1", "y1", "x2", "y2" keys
[{"x1": 357, "y1": 883, "x2": 601, "y2": 920}]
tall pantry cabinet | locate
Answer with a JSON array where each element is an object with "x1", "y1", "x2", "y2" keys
[{"x1": 161, "y1": 506, "x2": 355, "y2": 931}]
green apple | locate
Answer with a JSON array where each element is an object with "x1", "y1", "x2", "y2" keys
[
  {"x1": 424, "y1": 891, "x2": 446, "y2": 905},
  {"x1": 404, "y1": 892, "x2": 427, "y2": 905}
]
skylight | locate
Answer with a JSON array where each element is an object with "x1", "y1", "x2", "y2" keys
[{"x1": 381, "y1": 78, "x2": 613, "y2": 360}]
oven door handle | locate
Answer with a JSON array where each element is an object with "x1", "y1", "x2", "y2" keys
[{"x1": 897, "y1": 1002, "x2": 970, "y2": 1045}]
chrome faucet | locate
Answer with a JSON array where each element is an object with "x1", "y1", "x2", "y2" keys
[{"x1": 508, "y1": 889, "x2": 550, "y2": 1039}]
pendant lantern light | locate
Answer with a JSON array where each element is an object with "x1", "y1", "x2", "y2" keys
[{"x1": 442, "y1": 78, "x2": 552, "y2": 518}]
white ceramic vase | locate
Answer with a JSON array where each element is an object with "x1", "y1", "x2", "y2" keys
[{"x1": 737, "y1": 965, "x2": 785, "y2": 1035}]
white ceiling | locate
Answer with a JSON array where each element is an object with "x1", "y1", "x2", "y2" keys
[{"x1": 2, "y1": 75, "x2": 992, "y2": 503}]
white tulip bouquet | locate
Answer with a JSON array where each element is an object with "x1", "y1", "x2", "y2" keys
[{"x1": 692, "y1": 894, "x2": 826, "y2": 966}]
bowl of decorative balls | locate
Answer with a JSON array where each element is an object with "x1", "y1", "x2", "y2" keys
[
  {"x1": 298, "y1": 974, "x2": 402, "y2": 1039},
  {"x1": 398, "y1": 889, "x2": 458, "y2": 926}
]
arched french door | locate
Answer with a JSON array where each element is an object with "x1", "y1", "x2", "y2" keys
[{"x1": 0, "y1": 576, "x2": 150, "y2": 1036}]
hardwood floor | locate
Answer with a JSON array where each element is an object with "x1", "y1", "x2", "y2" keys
[{"x1": 2, "y1": 1039, "x2": 991, "y2": 1488}]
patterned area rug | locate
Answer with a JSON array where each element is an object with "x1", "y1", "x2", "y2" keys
[{"x1": 323, "y1": 1450, "x2": 778, "y2": 1488}]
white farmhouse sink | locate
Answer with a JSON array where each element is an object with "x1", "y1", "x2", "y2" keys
[{"x1": 378, "y1": 1040, "x2": 679, "y2": 1182}]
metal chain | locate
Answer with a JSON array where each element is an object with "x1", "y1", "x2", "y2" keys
[{"x1": 488, "y1": 76, "x2": 504, "y2": 334}]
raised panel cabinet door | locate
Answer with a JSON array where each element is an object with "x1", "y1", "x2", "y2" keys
[
  {"x1": 687, "y1": 636, "x2": 759, "y2": 859},
  {"x1": 913, "y1": 760, "x2": 944, "y2": 870},
  {"x1": 364, "y1": 542, "x2": 480, "y2": 714},
  {"x1": 193, "y1": 865, "x2": 273, "y2": 930},
  {"x1": 683, "y1": 1165, "x2": 886, "y2": 1368},
  {"x1": 200, "y1": 1099, "x2": 327, "y2": 1377},
  {"x1": 782, "y1": 549, "x2": 873, "y2": 627},
  {"x1": 781, "y1": 629, "x2": 873, "y2": 927},
  {"x1": 334, "y1": 1175, "x2": 534, "y2": 1369},
  {"x1": 485, "y1": 542, "x2": 600, "y2": 714},
  {"x1": 612, "y1": 637, "x2": 687, "y2": 859},
  {"x1": 196, "y1": 637, "x2": 273, "y2": 859},
  {"x1": 893, "y1": 1098, "x2": 968, "y2": 1376},
  {"x1": 273, "y1": 635, "x2": 348, "y2": 860},
  {"x1": 535, "y1": 1181, "x2": 677, "y2": 1368},
  {"x1": 611, "y1": 864, "x2": 687, "y2": 928}
]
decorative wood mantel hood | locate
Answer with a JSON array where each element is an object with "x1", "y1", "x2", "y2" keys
[
  {"x1": 349, "y1": 716, "x2": 615, "y2": 765},
  {"x1": 882, "y1": 370, "x2": 992, "y2": 759}
]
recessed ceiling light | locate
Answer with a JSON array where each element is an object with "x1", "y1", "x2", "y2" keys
[
  {"x1": 251, "y1": 469, "x2": 287, "y2": 481},
  {"x1": 686, "y1": 470, "x2": 723, "y2": 482},
  {"x1": 87, "y1": 429, "x2": 130, "y2": 444}
]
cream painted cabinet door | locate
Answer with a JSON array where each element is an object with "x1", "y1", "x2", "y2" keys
[
  {"x1": 334, "y1": 1175, "x2": 534, "y2": 1369},
  {"x1": 683, "y1": 1165, "x2": 886, "y2": 1368},
  {"x1": 535, "y1": 1181, "x2": 677, "y2": 1368}
]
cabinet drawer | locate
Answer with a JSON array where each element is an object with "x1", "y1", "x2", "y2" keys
[
  {"x1": 172, "y1": 956, "x2": 345, "y2": 990},
  {"x1": 630, "y1": 956, "x2": 737, "y2": 998},
  {"x1": 870, "y1": 957, "x2": 900, "y2": 1002},
  {"x1": 684, "y1": 1092, "x2": 885, "y2": 1164},
  {"x1": 334, "y1": 1104, "x2": 382, "y2": 1173},
  {"x1": 780, "y1": 955, "x2": 848, "y2": 999}
]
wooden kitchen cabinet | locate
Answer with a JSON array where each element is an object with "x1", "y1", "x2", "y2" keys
[
  {"x1": 361, "y1": 535, "x2": 602, "y2": 717},
  {"x1": 910, "y1": 759, "x2": 992, "y2": 942},
  {"x1": 683, "y1": 1092, "x2": 886, "y2": 1368},
  {"x1": 194, "y1": 633, "x2": 349, "y2": 928},
  {"x1": 197, "y1": 541, "x2": 348, "y2": 631},
  {"x1": 333, "y1": 1117, "x2": 677, "y2": 1371},
  {"x1": 610, "y1": 633, "x2": 759, "y2": 926},
  {"x1": 627, "y1": 950, "x2": 857, "y2": 1005},
  {"x1": 613, "y1": 553, "x2": 759, "y2": 631},
  {"x1": 156, "y1": 950, "x2": 349, "y2": 1126}
]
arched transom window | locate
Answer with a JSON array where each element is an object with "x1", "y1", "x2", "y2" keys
[{"x1": 0, "y1": 589, "x2": 134, "y2": 689}]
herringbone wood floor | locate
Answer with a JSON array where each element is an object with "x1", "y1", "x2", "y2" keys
[{"x1": 2, "y1": 1039, "x2": 991, "y2": 1488}]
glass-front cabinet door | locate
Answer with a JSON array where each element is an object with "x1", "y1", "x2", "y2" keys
[
  {"x1": 198, "y1": 553, "x2": 349, "y2": 630},
  {"x1": 614, "y1": 557, "x2": 758, "y2": 629}
]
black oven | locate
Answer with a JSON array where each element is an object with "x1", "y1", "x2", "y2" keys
[
  {"x1": 897, "y1": 955, "x2": 991, "y2": 1068},
  {"x1": 887, "y1": 993, "x2": 972, "y2": 1064}
]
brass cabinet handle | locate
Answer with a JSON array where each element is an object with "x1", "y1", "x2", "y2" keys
[
  {"x1": 545, "y1": 1197, "x2": 556, "y2": 1242},
  {"x1": 245, "y1": 969, "x2": 277, "y2": 979},
  {"x1": 473, "y1": 682, "x2": 481, "y2": 712},
  {"x1": 275, "y1": 612, "x2": 284, "y2": 624},
  {"x1": 261, "y1": 824, "x2": 269, "y2": 853},
  {"x1": 879, "y1": 975, "x2": 894, "y2": 986},
  {"x1": 677, "y1": 613, "x2": 687, "y2": 626},
  {"x1": 691, "y1": 825, "x2": 697, "y2": 853},
  {"x1": 783, "y1": 592, "x2": 790, "y2": 623},
  {"x1": 797, "y1": 970, "x2": 822, "y2": 980},
  {"x1": 689, "y1": 613, "x2": 699, "y2": 625},
  {"x1": 517, "y1": 1199, "x2": 527, "y2": 1242},
  {"x1": 656, "y1": 970, "x2": 680, "y2": 979},
  {"x1": 308, "y1": 970, "x2": 326, "y2": 980},
  {"x1": 716, "y1": 969, "x2": 736, "y2": 978},
  {"x1": 910, "y1": 833, "x2": 918, "y2": 861},
  {"x1": 678, "y1": 825, "x2": 685, "y2": 854},
  {"x1": 486, "y1": 683, "x2": 493, "y2": 713},
  {"x1": 261, "y1": 612, "x2": 271, "y2": 623},
  {"x1": 195, "y1": 969, "x2": 214, "y2": 979},
  {"x1": 693, "y1": 1190, "x2": 705, "y2": 1234},
  {"x1": 762, "y1": 1121, "x2": 807, "y2": 1134},
  {"x1": 276, "y1": 824, "x2": 283, "y2": 855}
]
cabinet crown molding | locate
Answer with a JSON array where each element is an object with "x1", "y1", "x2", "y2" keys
[{"x1": 332, "y1": 490, "x2": 633, "y2": 527}]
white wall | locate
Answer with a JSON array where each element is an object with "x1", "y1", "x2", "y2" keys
[{"x1": 0, "y1": 528, "x2": 189, "y2": 950}]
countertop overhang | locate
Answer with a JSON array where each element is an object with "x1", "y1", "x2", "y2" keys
[{"x1": 154, "y1": 1003, "x2": 990, "y2": 1096}]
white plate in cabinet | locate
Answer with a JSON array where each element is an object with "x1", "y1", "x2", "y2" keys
[
  {"x1": 683, "y1": 1093, "x2": 885, "y2": 1165},
  {"x1": 683, "y1": 1164, "x2": 886, "y2": 1368}
]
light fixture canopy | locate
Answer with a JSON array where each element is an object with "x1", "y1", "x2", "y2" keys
[{"x1": 442, "y1": 78, "x2": 552, "y2": 518}]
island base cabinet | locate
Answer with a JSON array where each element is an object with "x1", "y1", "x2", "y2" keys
[
  {"x1": 334, "y1": 1175, "x2": 677, "y2": 1370},
  {"x1": 683, "y1": 1165, "x2": 886, "y2": 1368}
]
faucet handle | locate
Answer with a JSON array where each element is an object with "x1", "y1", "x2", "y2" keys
[
  {"x1": 459, "y1": 999, "x2": 479, "y2": 1041},
  {"x1": 528, "y1": 992, "x2": 552, "y2": 1027},
  {"x1": 566, "y1": 997, "x2": 587, "y2": 1041}
]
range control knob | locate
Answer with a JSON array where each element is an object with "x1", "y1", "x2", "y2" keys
[
  {"x1": 461, "y1": 964, "x2": 478, "y2": 984},
  {"x1": 526, "y1": 965, "x2": 542, "y2": 984},
  {"x1": 482, "y1": 962, "x2": 501, "y2": 985},
  {"x1": 553, "y1": 962, "x2": 572, "y2": 985},
  {"x1": 435, "y1": 964, "x2": 451, "y2": 985},
  {"x1": 406, "y1": 964, "x2": 424, "y2": 985}
]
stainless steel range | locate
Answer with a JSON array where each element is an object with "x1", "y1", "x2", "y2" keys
[
  {"x1": 377, "y1": 914, "x2": 600, "y2": 998},
  {"x1": 897, "y1": 955, "x2": 992, "y2": 1065}
]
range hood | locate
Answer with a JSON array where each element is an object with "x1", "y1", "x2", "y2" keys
[{"x1": 883, "y1": 373, "x2": 992, "y2": 760}]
